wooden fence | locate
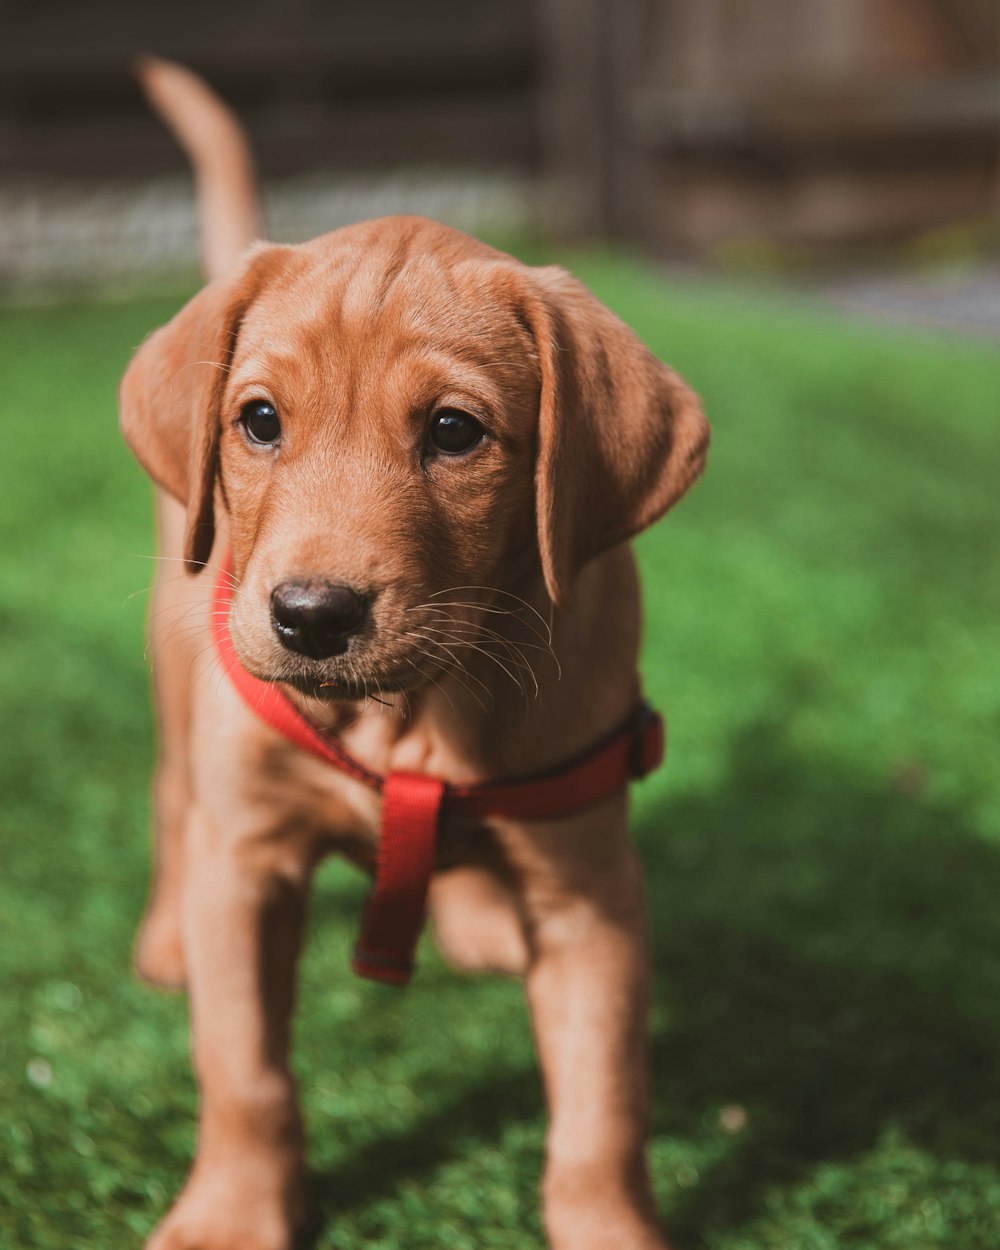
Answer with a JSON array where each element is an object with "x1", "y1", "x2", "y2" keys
[
  {"x1": 3, "y1": 0, "x2": 998, "y2": 257},
  {"x1": 543, "y1": 0, "x2": 1000, "y2": 252}
]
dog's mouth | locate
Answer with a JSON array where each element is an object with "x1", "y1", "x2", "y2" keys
[
  {"x1": 280, "y1": 668, "x2": 420, "y2": 702},
  {"x1": 231, "y1": 592, "x2": 507, "y2": 705}
]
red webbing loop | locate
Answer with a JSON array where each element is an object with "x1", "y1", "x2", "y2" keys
[
  {"x1": 447, "y1": 710, "x2": 664, "y2": 821},
  {"x1": 351, "y1": 773, "x2": 446, "y2": 986}
]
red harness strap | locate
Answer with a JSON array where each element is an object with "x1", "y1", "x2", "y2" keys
[{"x1": 211, "y1": 564, "x2": 665, "y2": 986}]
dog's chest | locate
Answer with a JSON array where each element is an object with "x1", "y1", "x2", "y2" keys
[{"x1": 258, "y1": 734, "x2": 500, "y2": 875}]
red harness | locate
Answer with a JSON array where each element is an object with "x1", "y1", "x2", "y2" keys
[{"x1": 211, "y1": 566, "x2": 665, "y2": 986}]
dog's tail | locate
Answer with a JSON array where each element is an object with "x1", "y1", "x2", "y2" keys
[{"x1": 135, "y1": 55, "x2": 263, "y2": 282}]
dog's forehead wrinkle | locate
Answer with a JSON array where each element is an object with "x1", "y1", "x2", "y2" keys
[
  {"x1": 237, "y1": 303, "x2": 531, "y2": 425},
  {"x1": 339, "y1": 236, "x2": 434, "y2": 324},
  {"x1": 235, "y1": 235, "x2": 536, "y2": 406},
  {"x1": 299, "y1": 229, "x2": 512, "y2": 326}
]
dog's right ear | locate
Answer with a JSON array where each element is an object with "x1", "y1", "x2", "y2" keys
[{"x1": 119, "y1": 244, "x2": 290, "y2": 572}]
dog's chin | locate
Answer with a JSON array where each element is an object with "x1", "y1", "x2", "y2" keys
[
  {"x1": 279, "y1": 668, "x2": 421, "y2": 702},
  {"x1": 235, "y1": 639, "x2": 441, "y2": 703}
]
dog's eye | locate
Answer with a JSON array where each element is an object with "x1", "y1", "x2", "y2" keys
[
  {"x1": 239, "y1": 400, "x2": 281, "y2": 445},
  {"x1": 427, "y1": 409, "x2": 485, "y2": 455}
]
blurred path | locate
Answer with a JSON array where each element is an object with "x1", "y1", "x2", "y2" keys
[
  {"x1": 2, "y1": 170, "x2": 998, "y2": 343},
  {"x1": 820, "y1": 265, "x2": 1000, "y2": 338},
  {"x1": 0, "y1": 173, "x2": 534, "y2": 296}
]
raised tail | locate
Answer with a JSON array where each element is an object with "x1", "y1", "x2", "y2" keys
[{"x1": 135, "y1": 55, "x2": 263, "y2": 281}]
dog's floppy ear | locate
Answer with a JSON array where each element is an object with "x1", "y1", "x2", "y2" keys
[
  {"x1": 119, "y1": 244, "x2": 289, "y2": 572},
  {"x1": 521, "y1": 266, "x2": 709, "y2": 604}
]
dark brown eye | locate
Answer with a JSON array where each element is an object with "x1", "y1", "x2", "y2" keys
[
  {"x1": 427, "y1": 409, "x2": 485, "y2": 455},
  {"x1": 240, "y1": 400, "x2": 281, "y2": 445}
]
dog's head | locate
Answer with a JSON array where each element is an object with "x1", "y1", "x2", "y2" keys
[{"x1": 120, "y1": 217, "x2": 708, "y2": 697}]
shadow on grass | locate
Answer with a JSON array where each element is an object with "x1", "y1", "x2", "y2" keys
[{"x1": 306, "y1": 717, "x2": 1000, "y2": 1244}]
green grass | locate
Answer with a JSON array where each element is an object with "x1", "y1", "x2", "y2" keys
[{"x1": 1, "y1": 252, "x2": 998, "y2": 1249}]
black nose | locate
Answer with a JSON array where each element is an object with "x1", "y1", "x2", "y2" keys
[{"x1": 270, "y1": 580, "x2": 368, "y2": 659}]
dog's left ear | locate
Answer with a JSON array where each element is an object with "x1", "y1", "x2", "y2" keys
[{"x1": 520, "y1": 266, "x2": 710, "y2": 604}]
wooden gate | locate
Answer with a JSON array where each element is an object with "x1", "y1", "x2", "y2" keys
[{"x1": 541, "y1": 0, "x2": 1000, "y2": 253}]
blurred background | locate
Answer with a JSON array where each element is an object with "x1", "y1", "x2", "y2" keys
[
  {"x1": 2, "y1": 5, "x2": 999, "y2": 1250},
  {"x1": 2, "y1": 0, "x2": 1000, "y2": 324}
]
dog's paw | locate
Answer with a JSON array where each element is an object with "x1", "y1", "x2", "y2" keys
[
  {"x1": 546, "y1": 1196, "x2": 674, "y2": 1250},
  {"x1": 146, "y1": 1164, "x2": 304, "y2": 1250},
  {"x1": 133, "y1": 915, "x2": 187, "y2": 989},
  {"x1": 147, "y1": 1211, "x2": 294, "y2": 1250}
]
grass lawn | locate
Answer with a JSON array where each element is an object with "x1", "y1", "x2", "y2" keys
[{"x1": 1, "y1": 250, "x2": 998, "y2": 1249}]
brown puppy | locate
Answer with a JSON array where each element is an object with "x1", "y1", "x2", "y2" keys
[{"x1": 121, "y1": 58, "x2": 708, "y2": 1250}]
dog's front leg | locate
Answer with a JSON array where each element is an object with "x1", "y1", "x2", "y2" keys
[
  {"x1": 522, "y1": 825, "x2": 669, "y2": 1250},
  {"x1": 148, "y1": 806, "x2": 310, "y2": 1250}
]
